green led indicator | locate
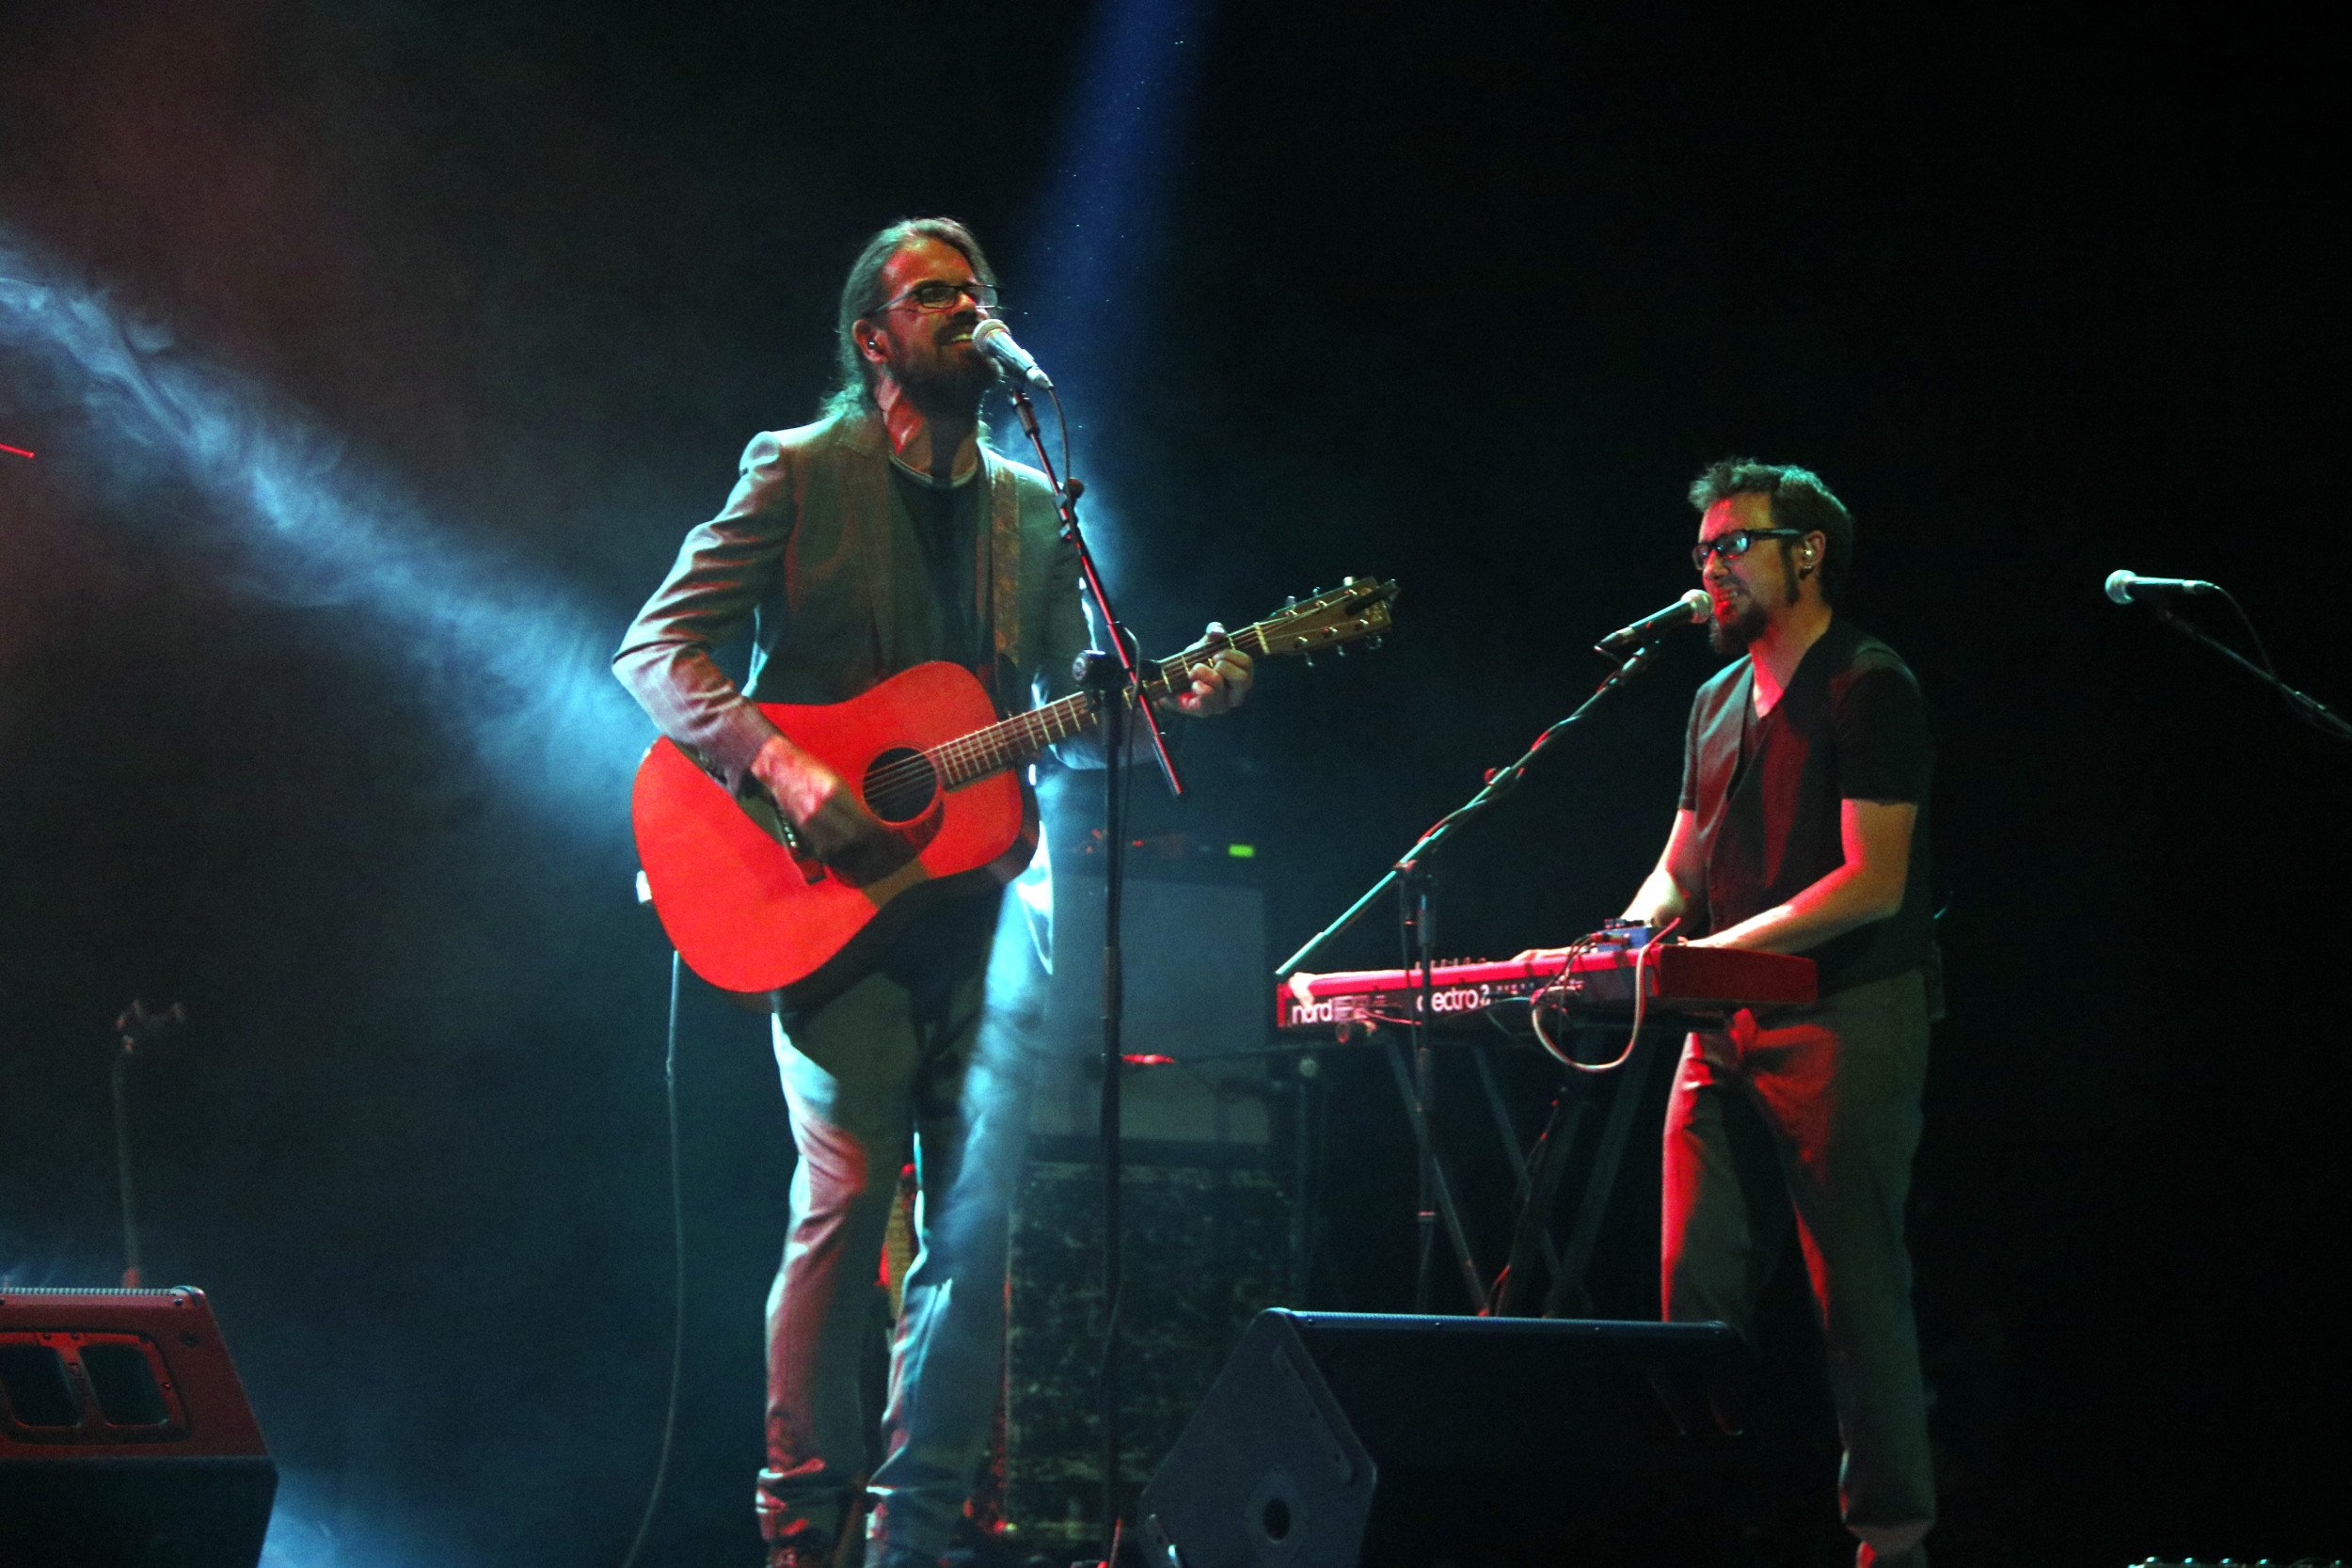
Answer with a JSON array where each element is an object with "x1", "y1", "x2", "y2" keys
[{"x1": 1227, "y1": 843, "x2": 1256, "y2": 859}]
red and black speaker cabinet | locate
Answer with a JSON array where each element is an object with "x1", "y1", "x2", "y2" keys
[
  {"x1": 1136, "y1": 1310, "x2": 1759, "y2": 1568},
  {"x1": 0, "y1": 1286, "x2": 276, "y2": 1568}
]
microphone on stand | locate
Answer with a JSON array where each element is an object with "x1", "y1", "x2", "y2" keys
[
  {"x1": 1596, "y1": 589, "x2": 1711, "y2": 656},
  {"x1": 971, "y1": 319, "x2": 1054, "y2": 390},
  {"x1": 2105, "y1": 570, "x2": 2220, "y2": 605}
]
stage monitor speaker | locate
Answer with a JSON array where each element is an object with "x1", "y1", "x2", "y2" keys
[
  {"x1": 1137, "y1": 1309, "x2": 1756, "y2": 1568},
  {"x1": 0, "y1": 1286, "x2": 276, "y2": 1568}
]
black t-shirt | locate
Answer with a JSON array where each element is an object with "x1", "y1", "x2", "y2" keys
[
  {"x1": 890, "y1": 461, "x2": 987, "y2": 672},
  {"x1": 1677, "y1": 614, "x2": 1935, "y2": 993}
]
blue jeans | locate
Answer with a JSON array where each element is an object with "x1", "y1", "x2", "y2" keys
[{"x1": 756, "y1": 891, "x2": 1032, "y2": 1563}]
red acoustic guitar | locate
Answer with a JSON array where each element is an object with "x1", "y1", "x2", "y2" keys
[{"x1": 632, "y1": 578, "x2": 1399, "y2": 1009}]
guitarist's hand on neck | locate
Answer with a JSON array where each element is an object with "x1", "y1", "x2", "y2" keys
[
  {"x1": 1154, "y1": 623, "x2": 1255, "y2": 718},
  {"x1": 751, "y1": 733, "x2": 914, "y2": 886}
]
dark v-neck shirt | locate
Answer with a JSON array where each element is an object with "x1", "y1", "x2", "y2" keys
[
  {"x1": 889, "y1": 460, "x2": 987, "y2": 673},
  {"x1": 1677, "y1": 614, "x2": 1935, "y2": 994}
]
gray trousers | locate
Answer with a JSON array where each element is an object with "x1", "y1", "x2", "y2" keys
[
  {"x1": 1662, "y1": 967, "x2": 1937, "y2": 1568},
  {"x1": 756, "y1": 891, "x2": 1028, "y2": 1564}
]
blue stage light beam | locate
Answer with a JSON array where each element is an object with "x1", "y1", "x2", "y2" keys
[
  {"x1": 260, "y1": 1469, "x2": 485, "y2": 1568},
  {"x1": 0, "y1": 227, "x2": 646, "y2": 822},
  {"x1": 1023, "y1": 0, "x2": 1212, "y2": 384},
  {"x1": 999, "y1": 0, "x2": 1213, "y2": 586}
]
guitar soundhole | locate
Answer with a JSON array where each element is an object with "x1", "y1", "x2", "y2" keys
[{"x1": 862, "y1": 748, "x2": 939, "y2": 825}]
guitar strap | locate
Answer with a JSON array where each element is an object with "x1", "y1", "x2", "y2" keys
[
  {"x1": 847, "y1": 416, "x2": 902, "y2": 673},
  {"x1": 984, "y1": 450, "x2": 1024, "y2": 695}
]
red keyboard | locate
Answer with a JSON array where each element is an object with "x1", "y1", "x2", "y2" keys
[{"x1": 1278, "y1": 944, "x2": 1816, "y2": 1033}]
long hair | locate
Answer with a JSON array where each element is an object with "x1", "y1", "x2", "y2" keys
[{"x1": 820, "y1": 217, "x2": 998, "y2": 420}]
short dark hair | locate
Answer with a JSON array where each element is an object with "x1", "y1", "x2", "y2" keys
[
  {"x1": 1689, "y1": 458, "x2": 1856, "y2": 601},
  {"x1": 822, "y1": 216, "x2": 998, "y2": 419}
]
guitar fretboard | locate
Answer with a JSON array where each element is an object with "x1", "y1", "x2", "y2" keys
[{"x1": 926, "y1": 629, "x2": 1272, "y2": 790}]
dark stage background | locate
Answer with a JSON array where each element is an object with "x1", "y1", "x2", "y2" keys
[{"x1": 2, "y1": 4, "x2": 2343, "y2": 1565}]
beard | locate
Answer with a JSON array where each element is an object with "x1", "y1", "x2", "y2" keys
[
  {"x1": 894, "y1": 326, "x2": 995, "y2": 415},
  {"x1": 1708, "y1": 594, "x2": 1768, "y2": 656}
]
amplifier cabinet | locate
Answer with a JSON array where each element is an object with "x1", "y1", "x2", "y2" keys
[
  {"x1": 1000, "y1": 1150, "x2": 1292, "y2": 1558},
  {"x1": 1, "y1": 1286, "x2": 275, "y2": 1568}
]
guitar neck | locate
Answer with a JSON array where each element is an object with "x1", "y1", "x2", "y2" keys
[{"x1": 928, "y1": 632, "x2": 1268, "y2": 790}]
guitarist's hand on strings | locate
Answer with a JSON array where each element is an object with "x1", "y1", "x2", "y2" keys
[
  {"x1": 751, "y1": 734, "x2": 914, "y2": 885},
  {"x1": 1156, "y1": 623, "x2": 1254, "y2": 718}
]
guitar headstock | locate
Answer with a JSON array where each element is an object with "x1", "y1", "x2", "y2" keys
[{"x1": 1246, "y1": 577, "x2": 1400, "y2": 659}]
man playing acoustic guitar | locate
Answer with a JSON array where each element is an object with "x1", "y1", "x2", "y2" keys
[{"x1": 614, "y1": 217, "x2": 1250, "y2": 1568}]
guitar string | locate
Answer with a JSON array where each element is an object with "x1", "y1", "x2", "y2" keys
[
  {"x1": 857, "y1": 636, "x2": 1247, "y2": 798},
  {"x1": 868, "y1": 634, "x2": 1234, "y2": 795},
  {"x1": 869, "y1": 614, "x2": 1354, "y2": 795},
  {"x1": 850, "y1": 610, "x2": 1375, "y2": 800},
  {"x1": 868, "y1": 679, "x2": 1128, "y2": 796},
  {"x1": 859, "y1": 691, "x2": 1099, "y2": 800}
]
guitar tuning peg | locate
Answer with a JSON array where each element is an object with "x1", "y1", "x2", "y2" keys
[
  {"x1": 1365, "y1": 635, "x2": 1384, "y2": 651},
  {"x1": 1286, "y1": 594, "x2": 1298, "y2": 610},
  {"x1": 1333, "y1": 642, "x2": 1348, "y2": 657}
]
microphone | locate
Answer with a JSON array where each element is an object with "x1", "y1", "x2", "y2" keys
[
  {"x1": 1596, "y1": 589, "x2": 1711, "y2": 655},
  {"x1": 970, "y1": 319, "x2": 1053, "y2": 390},
  {"x1": 2105, "y1": 570, "x2": 2220, "y2": 605}
]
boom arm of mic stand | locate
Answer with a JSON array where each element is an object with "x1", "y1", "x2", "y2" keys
[
  {"x1": 1006, "y1": 384, "x2": 1185, "y2": 796},
  {"x1": 2149, "y1": 602, "x2": 2352, "y2": 741},
  {"x1": 1277, "y1": 639, "x2": 1669, "y2": 978}
]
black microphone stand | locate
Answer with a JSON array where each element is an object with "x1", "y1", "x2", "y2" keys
[
  {"x1": 108, "y1": 1000, "x2": 187, "y2": 1288},
  {"x1": 1276, "y1": 639, "x2": 1674, "y2": 1309},
  {"x1": 2144, "y1": 600, "x2": 2351, "y2": 741},
  {"x1": 1002, "y1": 377, "x2": 1183, "y2": 1566}
]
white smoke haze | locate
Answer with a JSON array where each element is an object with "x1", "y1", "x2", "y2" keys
[
  {"x1": 0, "y1": 224, "x2": 646, "y2": 819},
  {"x1": 262, "y1": 1470, "x2": 482, "y2": 1568}
]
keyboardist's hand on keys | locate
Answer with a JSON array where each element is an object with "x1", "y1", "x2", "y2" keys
[{"x1": 1514, "y1": 934, "x2": 1690, "y2": 966}]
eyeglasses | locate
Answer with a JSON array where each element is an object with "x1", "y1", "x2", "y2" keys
[
  {"x1": 870, "y1": 278, "x2": 1000, "y2": 314},
  {"x1": 1692, "y1": 528, "x2": 1809, "y2": 571}
]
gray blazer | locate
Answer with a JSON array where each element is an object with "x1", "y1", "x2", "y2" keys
[{"x1": 613, "y1": 408, "x2": 1092, "y2": 799}]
